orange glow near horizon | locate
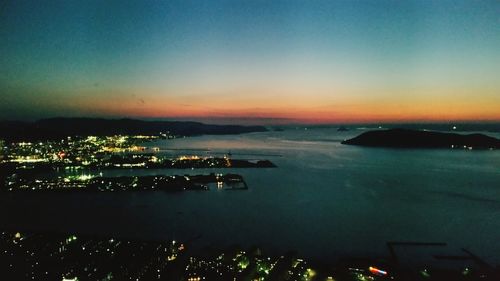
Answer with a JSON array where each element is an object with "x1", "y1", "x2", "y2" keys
[{"x1": 43, "y1": 87, "x2": 500, "y2": 124}]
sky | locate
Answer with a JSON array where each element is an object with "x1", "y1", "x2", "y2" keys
[{"x1": 0, "y1": 0, "x2": 499, "y2": 124}]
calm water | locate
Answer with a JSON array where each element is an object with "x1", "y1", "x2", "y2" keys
[{"x1": 2, "y1": 127, "x2": 500, "y2": 263}]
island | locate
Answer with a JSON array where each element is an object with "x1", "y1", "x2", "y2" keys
[{"x1": 341, "y1": 128, "x2": 500, "y2": 149}]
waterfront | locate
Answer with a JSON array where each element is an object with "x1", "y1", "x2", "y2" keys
[{"x1": 1, "y1": 127, "x2": 500, "y2": 265}]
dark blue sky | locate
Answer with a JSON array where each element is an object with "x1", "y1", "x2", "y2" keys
[{"x1": 1, "y1": 0, "x2": 499, "y2": 123}]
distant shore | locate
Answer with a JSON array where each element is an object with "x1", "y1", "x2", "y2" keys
[{"x1": 0, "y1": 117, "x2": 267, "y2": 141}]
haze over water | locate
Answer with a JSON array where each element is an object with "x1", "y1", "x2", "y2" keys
[{"x1": 1, "y1": 127, "x2": 500, "y2": 264}]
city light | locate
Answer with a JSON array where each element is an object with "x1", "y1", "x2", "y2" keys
[{"x1": 368, "y1": 266, "x2": 387, "y2": 276}]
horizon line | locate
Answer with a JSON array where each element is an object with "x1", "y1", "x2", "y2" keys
[{"x1": 2, "y1": 116, "x2": 500, "y2": 127}]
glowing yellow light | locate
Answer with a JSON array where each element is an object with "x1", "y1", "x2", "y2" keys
[
  {"x1": 178, "y1": 155, "x2": 201, "y2": 160},
  {"x1": 77, "y1": 175, "x2": 93, "y2": 181}
]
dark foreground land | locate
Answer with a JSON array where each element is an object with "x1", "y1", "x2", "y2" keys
[
  {"x1": 342, "y1": 129, "x2": 500, "y2": 149},
  {"x1": 1, "y1": 230, "x2": 498, "y2": 281}
]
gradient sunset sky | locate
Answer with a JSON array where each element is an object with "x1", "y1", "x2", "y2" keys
[{"x1": 1, "y1": 0, "x2": 499, "y2": 124}]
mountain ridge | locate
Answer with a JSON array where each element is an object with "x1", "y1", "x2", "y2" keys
[{"x1": 0, "y1": 117, "x2": 267, "y2": 141}]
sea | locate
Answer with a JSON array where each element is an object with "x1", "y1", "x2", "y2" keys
[{"x1": 1, "y1": 127, "x2": 500, "y2": 265}]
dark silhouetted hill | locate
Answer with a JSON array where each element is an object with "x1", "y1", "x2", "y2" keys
[
  {"x1": 0, "y1": 118, "x2": 267, "y2": 141},
  {"x1": 341, "y1": 129, "x2": 500, "y2": 149}
]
